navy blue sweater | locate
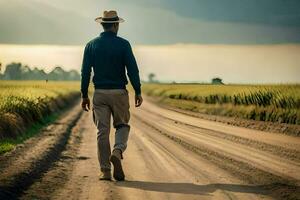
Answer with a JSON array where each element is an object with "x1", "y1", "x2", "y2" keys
[{"x1": 81, "y1": 31, "x2": 141, "y2": 98}]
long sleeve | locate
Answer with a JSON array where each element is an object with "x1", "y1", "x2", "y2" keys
[
  {"x1": 124, "y1": 41, "x2": 141, "y2": 95},
  {"x1": 81, "y1": 43, "x2": 93, "y2": 98}
]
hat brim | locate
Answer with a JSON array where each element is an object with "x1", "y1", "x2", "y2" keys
[{"x1": 95, "y1": 17, "x2": 125, "y2": 23}]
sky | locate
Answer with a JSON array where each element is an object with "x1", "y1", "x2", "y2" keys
[
  {"x1": 0, "y1": 0, "x2": 300, "y2": 45},
  {"x1": 0, "y1": 0, "x2": 299, "y2": 83}
]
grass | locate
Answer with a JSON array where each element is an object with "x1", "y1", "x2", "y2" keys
[
  {"x1": 0, "y1": 81, "x2": 81, "y2": 152},
  {"x1": 0, "y1": 113, "x2": 59, "y2": 154},
  {"x1": 143, "y1": 83, "x2": 300, "y2": 125}
]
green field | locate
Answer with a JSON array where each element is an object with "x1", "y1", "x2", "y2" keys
[
  {"x1": 143, "y1": 84, "x2": 300, "y2": 125},
  {"x1": 0, "y1": 81, "x2": 80, "y2": 154}
]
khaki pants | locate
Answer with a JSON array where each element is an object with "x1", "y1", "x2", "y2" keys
[{"x1": 92, "y1": 89, "x2": 130, "y2": 172}]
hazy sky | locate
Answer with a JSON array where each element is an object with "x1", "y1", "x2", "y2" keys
[
  {"x1": 0, "y1": 0, "x2": 299, "y2": 83},
  {"x1": 0, "y1": 0, "x2": 300, "y2": 45}
]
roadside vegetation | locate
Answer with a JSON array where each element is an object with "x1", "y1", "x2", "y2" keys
[
  {"x1": 143, "y1": 84, "x2": 300, "y2": 125},
  {"x1": 0, "y1": 81, "x2": 80, "y2": 154}
]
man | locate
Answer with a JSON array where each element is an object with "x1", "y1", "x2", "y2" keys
[{"x1": 81, "y1": 10, "x2": 143, "y2": 181}]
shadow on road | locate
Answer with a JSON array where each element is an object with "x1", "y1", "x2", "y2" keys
[{"x1": 115, "y1": 180, "x2": 270, "y2": 196}]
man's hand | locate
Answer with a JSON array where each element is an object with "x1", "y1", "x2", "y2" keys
[
  {"x1": 135, "y1": 95, "x2": 143, "y2": 107},
  {"x1": 81, "y1": 98, "x2": 90, "y2": 111}
]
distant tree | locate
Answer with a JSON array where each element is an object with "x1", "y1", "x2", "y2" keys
[
  {"x1": 30, "y1": 67, "x2": 47, "y2": 80},
  {"x1": 4, "y1": 63, "x2": 22, "y2": 80},
  {"x1": 67, "y1": 70, "x2": 80, "y2": 80},
  {"x1": 21, "y1": 65, "x2": 32, "y2": 80},
  {"x1": 211, "y1": 77, "x2": 224, "y2": 85},
  {"x1": 48, "y1": 66, "x2": 66, "y2": 80},
  {"x1": 1, "y1": 62, "x2": 80, "y2": 81},
  {"x1": 148, "y1": 73, "x2": 156, "y2": 83}
]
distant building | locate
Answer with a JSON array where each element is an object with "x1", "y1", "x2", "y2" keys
[{"x1": 211, "y1": 78, "x2": 224, "y2": 85}]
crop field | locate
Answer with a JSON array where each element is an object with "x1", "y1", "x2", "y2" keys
[
  {"x1": 143, "y1": 83, "x2": 300, "y2": 125},
  {"x1": 0, "y1": 81, "x2": 80, "y2": 153}
]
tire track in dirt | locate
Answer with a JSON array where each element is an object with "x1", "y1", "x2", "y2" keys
[
  {"x1": 134, "y1": 110, "x2": 300, "y2": 181},
  {"x1": 139, "y1": 110, "x2": 300, "y2": 180},
  {"x1": 142, "y1": 107, "x2": 300, "y2": 163},
  {"x1": 141, "y1": 100, "x2": 300, "y2": 151},
  {"x1": 116, "y1": 119, "x2": 270, "y2": 200},
  {"x1": 131, "y1": 110, "x2": 300, "y2": 200},
  {"x1": 0, "y1": 102, "x2": 83, "y2": 200},
  {"x1": 20, "y1": 111, "x2": 87, "y2": 200}
]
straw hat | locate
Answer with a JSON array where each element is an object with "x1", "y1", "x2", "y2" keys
[{"x1": 95, "y1": 10, "x2": 125, "y2": 23}]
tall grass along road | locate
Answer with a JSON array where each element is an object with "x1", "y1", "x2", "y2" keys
[
  {"x1": 144, "y1": 84, "x2": 300, "y2": 136},
  {"x1": 0, "y1": 81, "x2": 80, "y2": 154}
]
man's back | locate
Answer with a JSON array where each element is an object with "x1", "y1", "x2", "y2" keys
[{"x1": 81, "y1": 31, "x2": 141, "y2": 98}]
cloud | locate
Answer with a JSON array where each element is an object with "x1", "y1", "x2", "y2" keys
[
  {"x1": 116, "y1": 0, "x2": 300, "y2": 27},
  {"x1": 0, "y1": 0, "x2": 299, "y2": 45},
  {"x1": 0, "y1": 0, "x2": 97, "y2": 44}
]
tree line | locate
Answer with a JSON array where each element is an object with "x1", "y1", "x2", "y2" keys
[{"x1": 0, "y1": 62, "x2": 80, "y2": 81}]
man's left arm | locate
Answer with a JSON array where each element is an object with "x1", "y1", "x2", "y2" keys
[{"x1": 81, "y1": 43, "x2": 92, "y2": 111}]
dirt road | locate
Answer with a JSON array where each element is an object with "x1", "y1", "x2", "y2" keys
[{"x1": 1, "y1": 97, "x2": 300, "y2": 199}]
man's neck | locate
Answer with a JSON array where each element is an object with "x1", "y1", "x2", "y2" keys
[{"x1": 105, "y1": 29, "x2": 117, "y2": 34}]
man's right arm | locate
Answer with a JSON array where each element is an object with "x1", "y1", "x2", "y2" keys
[
  {"x1": 81, "y1": 43, "x2": 92, "y2": 111},
  {"x1": 81, "y1": 43, "x2": 92, "y2": 98}
]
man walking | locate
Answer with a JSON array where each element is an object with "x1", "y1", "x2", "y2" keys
[{"x1": 80, "y1": 10, "x2": 143, "y2": 181}]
